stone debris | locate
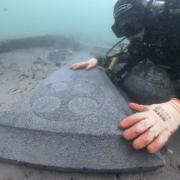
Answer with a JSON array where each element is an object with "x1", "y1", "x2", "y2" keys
[{"x1": 47, "y1": 49, "x2": 73, "y2": 66}]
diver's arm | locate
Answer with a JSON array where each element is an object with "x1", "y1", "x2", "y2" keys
[
  {"x1": 70, "y1": 58, "x2": 98, "y2": 70},
  {"x1": 120, "y1": 98, "x2": 180, "y2": 154},
  {"x1": 70, "y1": 56, "x2": 111, "y2": 70},
  {"x1": 97, "y1": 53, "x2": 133, "y2": 66},
  {"x1": 97, "y1": 56, "x2": 112, "y2": 68},
  {"x1": 70, "y1": 50, "x2": 132, "y2": 70}
]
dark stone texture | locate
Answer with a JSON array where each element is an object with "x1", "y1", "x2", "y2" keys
[
  {"x1": 0, "y1": 35, "x2": 78, "y2": 53},
  {"x1": 47, "y1": 49, "x2": 73, "y2": 66},
  {"x1": 0, "y1": 52, "x2": 165, "y2": 173},
  {"x1": 47, "y1": 49, "x2": 72, "y2": 61},
  {"x1": 122, "y1": 61, "x2": 176, "y2": 104}
]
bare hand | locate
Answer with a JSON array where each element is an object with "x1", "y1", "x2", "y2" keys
[{"x1": 69, "y1": 58, "x2": 98, "y2": 70}]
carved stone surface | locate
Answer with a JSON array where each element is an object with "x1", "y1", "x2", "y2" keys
[{"x1": 0, "y1": 52, "x2": 164, "y2": 173}]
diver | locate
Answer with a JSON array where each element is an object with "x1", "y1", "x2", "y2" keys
[{"x1": 70, "y1": 0, "x2": 180, "y2": 154}]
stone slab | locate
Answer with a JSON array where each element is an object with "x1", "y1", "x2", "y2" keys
[{"x1": 0, "y1": 52, "x2": 165, "y2": 173}]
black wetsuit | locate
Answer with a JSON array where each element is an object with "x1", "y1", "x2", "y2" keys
[
  {"x1": 143, "y1": 12, "x2": 180, "y2": 80},
  {"x1": 98, "y1": 11, "x2": 180, "y2": 99}
]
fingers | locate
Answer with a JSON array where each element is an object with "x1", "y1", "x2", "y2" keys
[
  {"x1": 120, "y1": 101, "x2": 175, "y2": 154},
  {"x1": 120, "y1": 112, "x2": 147, "y2": 129},
  {"x1": 70, "y1": 62, "x2": 88, "y2": 70},
  {"x1": 147, "y1": 130, "x2": 170, "y2": 154},
  {"x1": 132, "y1": 124, "x2": 170, "y2": 152},
  {"x1": 132, "y1": 123, "x2": 160, "y2": 149},
  {"x1": 85, "y1": 63, "x2": 95, "y2": 70},
  {"x1": 70, "y1": 58, "x2": 97, "y2": 70},
  {"x1": 146, "y1": 123, "x2": 164, "y2": 142},
  {"x1": 123, "y1": 118, "x2": 155, "y2": 140},
  {"x1": 132, "y1": 131, "x2": 152, "y2": 149},
  {"x1": 69, "y1": 63, "x2": 78, "y2": 70},
  {"x1": 129, "y1": 103, "x2": 149, "y2": 112}
]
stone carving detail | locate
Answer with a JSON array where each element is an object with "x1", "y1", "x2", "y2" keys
[
  {"x1": 32, "y1": 96, "x2": 62, "y2": 120},
  {"x1": 30, "y1": 80, "x2": 105, "y2": 122},
  {"x1": 68, "y1": 97, "x2": 99, "y2": 115}
]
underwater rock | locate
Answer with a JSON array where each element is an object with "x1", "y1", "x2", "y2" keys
[
  {"x1": 0, "y1": 35, "x2": 78, "y2": 53},
  {"x1": 47, "y1": 49, "x2": 73, "y2": 66},
  {"x1": 0, "y1": 52, "x2": 164, "y2": 173},
  {"x1": 122, "y1": 61, "x2": 176, "y2": 104},
  {"x1": 33, "y1": 57, "x2": 48, "y2": 66}
]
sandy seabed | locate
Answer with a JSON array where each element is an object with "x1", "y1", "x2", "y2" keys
[
  {"x1": 0, "y1": 47, "x2": 60, "y2": 112},
  {"x1": 0, "y1": 47, "x2": 180, "y2": 180}
]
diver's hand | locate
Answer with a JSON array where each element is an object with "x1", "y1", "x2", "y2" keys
[
  {"x1": 120, "y1": 99, "x2": 180, "y2": 154},
  {"x1": 70, "y1": 58, "x2": 98, "y2": 70}
]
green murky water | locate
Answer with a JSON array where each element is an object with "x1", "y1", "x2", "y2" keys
[{"x1": 0, "y1": 0, "x2": 117, "y2": 43}]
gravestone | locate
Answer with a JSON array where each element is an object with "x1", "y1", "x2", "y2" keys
[{"x1": 0, "y1": 52, "x2": 164, "y2": 173}]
